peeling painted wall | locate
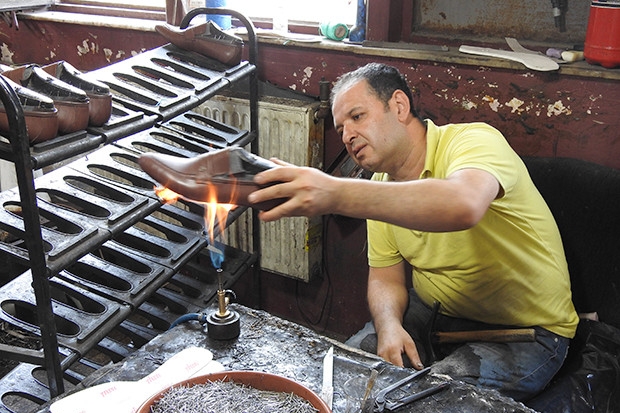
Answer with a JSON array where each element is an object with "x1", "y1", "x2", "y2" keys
[
  {"x1": 0, "y1": 20, "x2": 164, "y2": 71},
  {"x1": 400, "y1": 63, "x2": 619, "y2": 168},
  {"x1": 252, "y1": 46, "x2": 619, "y2": 172}
]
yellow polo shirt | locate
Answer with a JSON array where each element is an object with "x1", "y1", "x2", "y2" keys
[{"x1": 367, "y1": 120, "x2": 579, "y2": 338}]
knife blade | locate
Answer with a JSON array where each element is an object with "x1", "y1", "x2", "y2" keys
[{"x1": 320, "y1": 346, "x2": 334, "y2": 409}]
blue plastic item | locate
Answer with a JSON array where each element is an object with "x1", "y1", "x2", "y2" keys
[{"x1": 206, "y1": 0, "x2": 231, "y2": 29}]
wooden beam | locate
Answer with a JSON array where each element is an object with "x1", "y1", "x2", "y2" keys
[
  {"x1": 366, "y1": 0, "x2": 414, "y2": 42},
  {"x1": 366, "y1": 0, "x2": 390, "y2": 41}
]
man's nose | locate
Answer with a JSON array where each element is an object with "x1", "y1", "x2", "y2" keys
[{"x1": 341, "y1": 123, "x2": 354, "y2": 144}]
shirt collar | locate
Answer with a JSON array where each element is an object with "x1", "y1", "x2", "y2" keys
[{"x1": 421, "y1": 119, "x2": 438, "y2": 179}]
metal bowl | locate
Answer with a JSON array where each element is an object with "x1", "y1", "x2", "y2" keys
[{"x1": 136, "y1": 370, "x2": 332, "y2": 413}]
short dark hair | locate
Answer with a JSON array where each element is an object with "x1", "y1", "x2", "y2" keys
[{"x1": 330, "y1": 63, "x2": 418, "y2": 117}]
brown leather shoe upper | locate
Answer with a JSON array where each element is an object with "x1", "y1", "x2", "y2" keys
[
  {"x1": 138, "y1": 147, "x2": 286, "y2": 210},
  {"x1": 155, "y1": 21, "x2": 243, "y2": 66}
]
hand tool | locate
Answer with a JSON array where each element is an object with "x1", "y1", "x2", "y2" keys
[
  {"x1": 421, "y1": 301, "x2": 537, "y2": 366},
  {"x1": 320, "y1": 346, "x2": 334, "y2": 409},
  {"x1": 372, "y1": 367, "x2": 449, "y2": 412},
  {"x1": 360, "y1": 369, "x2": 378, "y2": 412}
]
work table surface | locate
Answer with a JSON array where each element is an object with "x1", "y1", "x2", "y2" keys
[{"x1": 38, "y1": 304, "x2": 537, "y2": 413}]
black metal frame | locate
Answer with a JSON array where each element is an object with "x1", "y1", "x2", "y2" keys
[
  {"x1": 182, "y1": 7, "x2": 263, "y2": 312},
  {"x1": 180, "y1": 7, "x2": 259, "y2": 153},
  {"x1": 0, "y1": 74, "x2": 65, "y2": 396},
  {"x1": 0, "y1": 8, "x2": 259, "y2": 399}
]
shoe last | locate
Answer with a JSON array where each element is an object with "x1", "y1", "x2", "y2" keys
[
  {"x1": 138, "y1": 147, "x2": 286, "y2": 210},
  {"x1": 42, "y1": 61, "x2": 112, "y2": 126},
  {"x1": 155, "y1": 20, "x2": 243, "y2": 66},
  {"x1": 0, "y1": 74, "x2": 59, "y2": 143},
  {"x1": 3, "y1": 64, "x2": 90, "y2": 134}
]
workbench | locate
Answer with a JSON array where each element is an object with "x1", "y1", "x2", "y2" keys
[{"x1": 36, "y1": 304, "x2": 537, "y2": 413}]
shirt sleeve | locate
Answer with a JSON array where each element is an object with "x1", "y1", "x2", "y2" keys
[{"x1": 441, "y1": 123, "x2": 520, "y2": 198}]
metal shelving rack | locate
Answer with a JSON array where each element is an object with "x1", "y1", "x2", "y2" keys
[{"x1": 0, "y1": 8, "x2": 259, "y2": 401}]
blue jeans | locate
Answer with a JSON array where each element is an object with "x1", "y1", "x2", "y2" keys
[{"x1": 347, "y1": 288, "x2": 570, "y2": 402}]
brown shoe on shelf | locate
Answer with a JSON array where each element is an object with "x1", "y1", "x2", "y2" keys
[
  {"x1": 155, "y1": 20, "x2": 243, "y2": 66},
  {"x1": 138, "y1": 147, "x2": 286, "y2": 210},
  {"x1": 41, "y1": 61, "x2": 112, "y2": 127},
  {"x1": 0, "y1": 75, "x2": 59, "y2": 144},
  {"x1": 1, "y1": 64, "x2": 90, "y2": 135}
]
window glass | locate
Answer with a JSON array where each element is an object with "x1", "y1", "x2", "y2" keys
[
  {"x1": 60, "y1": 0, "x2": 356, "y2": 24},
  {"x1": 1, "y1": 0, "x2": 53, "y2": 12},
  {"x1": 8, "y1": 0, "x2": 356, "y2": 26},
  {"x1": 57, "y1": 0, "x2": 165, "y2": 7},
  {"x1": 227, "y1": 0, "x2": 356, "y2": 25}
]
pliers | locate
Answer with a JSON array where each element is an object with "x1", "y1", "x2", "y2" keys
[{"x1": 373, "y1": 367, "x2": 449, "y2": 412}]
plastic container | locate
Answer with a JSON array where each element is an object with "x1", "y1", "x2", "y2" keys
[
  {"x1": 206, "y1": 0, "x2": 231, "y2": 30},
  {"x1": 349, "y1": 0, "x2": 366, "y2": 42},
  {"x1": 584, "y1": 0, "x2": 620, "y2": 68},
  {"x1": 272, "y1": 2, "x2": 288, "y2": 33},
  {"x1": 319, "y1": 22, "x2": 350, "y2": 41}
]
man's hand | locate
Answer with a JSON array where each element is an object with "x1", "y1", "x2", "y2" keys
[
  {"x1": 248, "y1": 159, "x2": 338, "y2": 221},
  {"x1": 368, "y1": 263, "x2": 425, "y2": 369},
  {"x1": 376, "y1": 324, "x2": 425, "y2": 369}
]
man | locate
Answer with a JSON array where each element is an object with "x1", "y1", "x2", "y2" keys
[{"x1": 247, "y1": 63, "x2": 579, "y2": 401}]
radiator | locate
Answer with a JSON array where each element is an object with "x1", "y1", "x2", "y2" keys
[{"x1": 196, "y1": 95, "x2": 324, "y2": 282}]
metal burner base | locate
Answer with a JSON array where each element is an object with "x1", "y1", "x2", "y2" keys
[{"x1": 206, "y1": 310, "x2": 240, "y2": 340}]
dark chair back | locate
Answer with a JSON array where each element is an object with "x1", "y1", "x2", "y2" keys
[{"x1": 523, "y1": 157, "x2": 620, "y2": 330}]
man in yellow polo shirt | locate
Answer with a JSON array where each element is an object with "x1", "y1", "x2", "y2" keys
[{"x1": 248, "y1": 62, "x2": 579, "y2": 401}]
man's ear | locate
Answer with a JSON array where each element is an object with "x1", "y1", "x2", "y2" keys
[{"x1": 391, "y1": 89, "x2": 411, "y2": 120}]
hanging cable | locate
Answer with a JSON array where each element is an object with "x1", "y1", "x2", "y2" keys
[{"x1": 168, "y1": 312, "x2": 208, "y2": 330}]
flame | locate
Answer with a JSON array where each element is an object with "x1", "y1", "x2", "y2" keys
[
  {"x1": 203, "y1": 182, "x2": 236, "y2": 270},
  {"x1": 154, "y1": 186, "x2": 179, "y2": 204},
  {"x1": 204, "y1": 183, "x2": 234, "y2": 244},
  {"x1": 153, "y1": 180, "x2": 237, "y2": 269}
]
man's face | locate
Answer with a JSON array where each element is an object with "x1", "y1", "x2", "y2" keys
[{"x1": 332, "y1": 80, "x2": 402, "y2": 173}]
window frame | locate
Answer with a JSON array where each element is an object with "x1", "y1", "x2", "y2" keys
[
  {"x1": 6, "y1": 0, "x2": 400, "y2": 42},
  {"x1": 50, "y1": 0, "x2": 165, "y2": 20},
  {"x1": 48, "y1": 0, "x2": 352, "y2": 35},
  {"x1": 1, "y1": 0, "x2": 53, "y2": 13}
]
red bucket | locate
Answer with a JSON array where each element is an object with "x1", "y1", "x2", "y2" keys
[{"x1": 584, "y1": 1, "x2": 620, "y2": 68}]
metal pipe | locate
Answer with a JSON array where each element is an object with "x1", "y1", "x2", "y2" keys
[
  {"x1": 314, "y1": 77, "x2": 331, "y2": 122},
  {"x1": 550, "y1": 0, "x2": 568, "y2": 32}
]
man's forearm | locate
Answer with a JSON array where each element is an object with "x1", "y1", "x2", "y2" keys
[
  {"x1": 367, "y1": 264, "x2": 409, "y2": 335},
  {"x1": 330, "y1": 169, "x2": 499, "y2": 231},
  {"x1": 368, "y1": 288, "x2": 408, "y2": 333}
]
